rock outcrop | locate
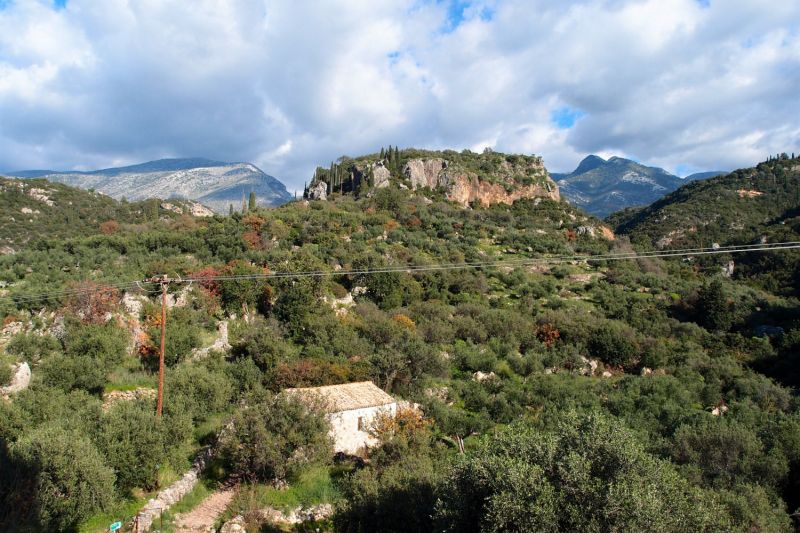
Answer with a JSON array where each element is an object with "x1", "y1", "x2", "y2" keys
[
  {"x1": 1, "y1": 362, "x2": 31, "y2": 397},
  {"x1": 402, "y1": 158, "x2": 559, "y2": 207},
  {"x1": 308, "y1": 181, "x2": 328, "y2": 201}
]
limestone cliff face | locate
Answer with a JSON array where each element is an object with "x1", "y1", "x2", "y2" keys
[{"x1": 402, "y1": 158, "x2": 560, "y2": 207}]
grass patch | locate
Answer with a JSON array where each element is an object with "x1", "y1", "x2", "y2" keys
[
  {"x1": 78, "y1": 494, "x2": 152, "y2": 533},
  {"x1": 105, "y1": 364, "x2": 157, "y2": 392},
  {"x1": 222, "y1": 465, "x2": 344, "y2": 525}
]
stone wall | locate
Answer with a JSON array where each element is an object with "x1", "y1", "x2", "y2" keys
[
  {"x1": 328, "y1": 403, "x2": 397, "y2": 454},
  {"x1": 133, "y1": 446, "x2": 212, "y2": 533}
]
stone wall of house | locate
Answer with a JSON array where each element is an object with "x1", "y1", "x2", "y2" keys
[{"x1": 329, "y1": 403, "x2": 397, "y2": 454}]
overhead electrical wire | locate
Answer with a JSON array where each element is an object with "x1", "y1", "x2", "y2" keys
[{"x1": 2, "y1": 241, "x2": 799, "y2": 305}]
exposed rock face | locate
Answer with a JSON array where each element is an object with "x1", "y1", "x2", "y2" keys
[
  {"x1": 10, "y1": 158, "x2": 293, "y2": 213},
  {"x1": 402, "y1": 158, "x2": 560, "y2": 207},
  {"x1": 308, "y1": 181, "x2": 328, "y2": 201},
  {"x1": 722, "y1": 260, "x2": 734, "y2": 278},
  {"x1": 1, "y1": 362, "x2": 31, "y2": 396},
  {"x1": 373, "y1": 161, "x2": 391, "y2": 188}
]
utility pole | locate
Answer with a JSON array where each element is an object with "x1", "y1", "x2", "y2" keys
[{"x1": 144, "y1": 275, "x2": 184, "y2": 419}]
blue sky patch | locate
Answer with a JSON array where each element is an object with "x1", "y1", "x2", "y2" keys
[
  {"x1": 54, "y1": 0, "x2": 66, "y2": 9},
  {"x1": 695, "y1": 0, "x2": 710, "y2": 7},
  {"x1": 446, "y1": 1, "x2": 470, "y2": 29},
  {"x1": 551, "y1": 107, "x2": 586, "y2": 129}
]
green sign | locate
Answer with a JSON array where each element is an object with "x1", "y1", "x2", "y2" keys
[{"x1": 110, "y1": 522, "x2": 122, "y2": 531}]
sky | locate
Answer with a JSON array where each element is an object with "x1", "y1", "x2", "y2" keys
[{"x1": 1, "y1": 0, "x2": 799, "y2": 193}]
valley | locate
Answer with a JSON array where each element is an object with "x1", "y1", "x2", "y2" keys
[{"x1": 1, "y1": 149, "x2": 799, "y2": 533}]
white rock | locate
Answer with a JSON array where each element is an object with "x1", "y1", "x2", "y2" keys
[
  {"x1": 308, "y1": 181, "x2": 328, "y2": 201},
  {"x1": 722, "y1": 260, "x2": 734, "y2": 278},
  {"x1": 1, "y1": 362, "x2": 31, "y2": 395}
]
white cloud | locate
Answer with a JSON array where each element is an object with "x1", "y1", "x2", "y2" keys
[{"x1": 0, "y1": 0, "x2": 798, "y2": 190}]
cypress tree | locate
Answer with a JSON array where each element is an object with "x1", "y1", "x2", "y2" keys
[
  {"x1": 698, "y1": 279, "x2": 731, "y2": 332},
  {"x1": 229, "y1": 204, "x2": 234, "y2": 216},
  {"x1": 249, "y1": 191, "x2": 256, "y2": 211},
  {"x1": 388, "y1": 145, "x2": 393, "y2": 163},
  {"x1": 380, "y1": 147, "x2": 385, "y2": 159}
]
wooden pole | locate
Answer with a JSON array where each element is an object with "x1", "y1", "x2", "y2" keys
[{"x1": 156, "y1": 280, "x2": 167, "y2": 419}]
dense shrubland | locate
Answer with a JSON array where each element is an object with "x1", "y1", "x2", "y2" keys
[{"x1": 1, "y1": 157, "x2": 800, "y2": 532}]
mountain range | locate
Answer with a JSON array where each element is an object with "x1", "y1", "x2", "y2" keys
[
  {"x1": 7, "y1": 158, "x2": 293, "y2": 213},
  {"x1": 550, "y1": 155, "x2": 726, "y2": 218}
]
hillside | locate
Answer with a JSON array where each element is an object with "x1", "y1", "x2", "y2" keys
[
  {"x1": 8, "y1": 158, "x2": 293, "y2": 213},
  {"x1": 552, "y1": 155, "x2": 700, "y2": 217},
  {"x1": 607, "y1": 154, "x2": 800, "y2": 297},
  {"x1": 0, "y1": 176, "x2": 219, "y2": 255},
  {"x1": 1, "y1": 159, "x2": 800, "y2": 533},
  {"x1": 684, "y1": 170, "x2": 728, "y2": 181}
]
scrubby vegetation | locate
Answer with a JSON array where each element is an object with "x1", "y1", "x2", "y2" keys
[{"x1": 1, "y1": 153, "x2": 800, "y2": 532}]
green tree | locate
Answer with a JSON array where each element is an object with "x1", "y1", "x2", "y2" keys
[
  {"x1": 39, "y1": 354, "x2": 108, "y2": 395},
  {"x1": 249, "y1": 190, "x2": 257, "y2": 211},
  {"x1": 219, "y1": 392, "x2": 331, "y2": 482},
  {"x1": 588, "y1": 324, "x2": 638, "y2": 367},
  {"x1": 232, "y1": 320, "x2": 299, "y2": 371},
  {"x1": 95, "y1": 400, "x2": 166, "y2": 491},
  {"x1": 436, "y1": 412, "x2": 730, "y2": 533},
  {"x1": 11, "y1": 425, "x2": 115, "y2": 531},
  {"x1": 697, "y1": 279, "x2": 731, "y2": 332}
]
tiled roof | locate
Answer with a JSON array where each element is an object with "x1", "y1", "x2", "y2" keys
[{"x1": 286, "y1": 381, "x2": 396, "y2": 413}]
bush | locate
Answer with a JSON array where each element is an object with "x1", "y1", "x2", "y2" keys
[
  {"x1": 11, "y1": 425, "x2": 115, "y2": 531},
  {"x1": 588, "y1": 324, "x2": 638, "y2": 367},
  {"x1": 6, "y1": 332, "x2": 62, "y2": 363},
  {"x1": 95, "y1": 400, "x2": 166, "y2": 491},
  {"x1": 0, "y1": 363, "x2": 12, "y2": 387},
  {"x1": 220, "y1": 392, "x2": 332, "y2": 482},
  {"x1": 145, "y1": 308, "x2": 203, "y2": 368},
  {"x1": 39, "y1": 354, "x2": 108, "y2": 395},
  {"x1": 436, "y1": 413, "x2": 731, "y2": 533},
  {"x1": 164, "y1": 364, "x2": 233, "y2": 422},
  {"x1": 64, "y1": 322, "x2": 128, "y2": 366},
  {"x1": 232, "y1": 322, "x2": 298, "y2": 372}
]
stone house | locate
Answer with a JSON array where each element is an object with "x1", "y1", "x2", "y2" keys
[{"x1": 286, "y1": 381, "x2": 397, "y2": 454}]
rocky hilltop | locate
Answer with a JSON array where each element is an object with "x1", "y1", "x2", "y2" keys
[
  {"x1": 305, "y1": 148, "x2": 559, "y2": 207},
  {"x1": 9, "y1": 158, "x2": 293, "y2": 213}
]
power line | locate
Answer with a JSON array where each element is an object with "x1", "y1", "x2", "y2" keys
[{"x1": 1, "y1": 241, "x2": 799, "y2": 305}]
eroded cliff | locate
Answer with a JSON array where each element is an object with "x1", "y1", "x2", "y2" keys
[{"x1": 402, "y1": 157, "x2": 559, "y2": 207}]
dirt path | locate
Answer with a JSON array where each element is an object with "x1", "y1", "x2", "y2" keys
[{"x1": 172, "y1": 485, "x2": 236, "y2": 532}]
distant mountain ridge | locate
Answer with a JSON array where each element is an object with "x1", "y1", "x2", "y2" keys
[
  {"x1": 7, "y1": 158, "x2": 293, "y2": 213},
  {"x1": 550, "y1": 155, "x2": 726, "y2": 218}
]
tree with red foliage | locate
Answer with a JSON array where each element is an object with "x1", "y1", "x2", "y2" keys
[
  {"x1": 65, "y1": 282, "x2": 120, "y2": 325},
  {"x1": 535, "y1": 323, "x2": 561, "y2": 346}
]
